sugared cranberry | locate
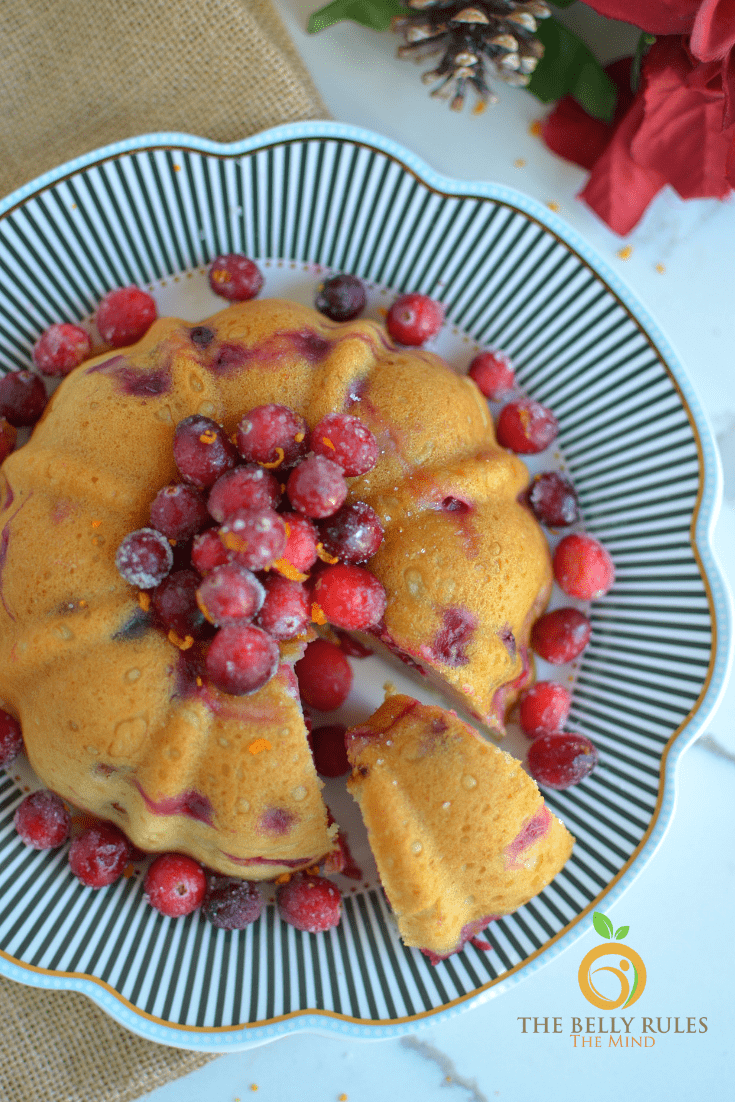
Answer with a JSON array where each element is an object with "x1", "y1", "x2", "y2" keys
[
  {"x1": 531, "y1": 607, "x2": 591, "y2": 664},
  {"x1": 518, "y1": 681, "x2": 572, "y2": 739},
  {"x1": 150, "y1": 483, "x2": 210, "y2": 541},
  {"x1": 32, "y1": 323, "x2": 92, "y2": 376},
  {"x1": 279, "y1": 513, "x2": 319, "y2": 575},
  {"x1": 0, "y1": 709, "x2": 23, "y2": 767},
  {"x1": 528, "y1": 471, "x2": 580, "y2": 527},
  {"x1": 173, "y1": 415, "x2": 238, "y2": 489},
  {"x1": 0, "y1": 417, "x2": 16, "y2": 462},
  {"x1": 310, "y1": 414, "x2": 379, "y2": 477},
  {"x1": 68, "y1": 822, "x2": 131, "y2": 888},
  {"x1": 207, "y1": 464, "x2": 281, "y2": 523},
  {"x1": 296, "y1": 639, "x2": 353, "y2": 711},
  {"x1": 286, "y1": 455, "x2": 348, "y2": 519},
  {"x1": 203, "y1": 878, "x2": 263, "y2": 929},
  {"x1": 208, "y1": 254, "x2": 264, "y2": 301},
  {"x1": 256, "y1": 575, "x2": 310, "y2": 640},
  {"x1": 14, "y1": 790, "x2": 70, "y2": 849},
  {"x1": 315, "y1": 273, "x2": 366, "y2": 321},
  {"x1": 312, "y1": 564, "x2": 387, "y2": 630},
  {"x1": 236, "y1": 404, "x2": 308, "y2": 469},
  {"x1": 0, "y1": 370, "x2": 48, "y2": 427},
  {"x1": 320, "y1": 501, "x2": 384, "y2": 564},
  {"x1": 468, "y1": 349, "x2": 515, "y2": 400},
  {"x1": 196, "y1": 562, "x2": 265, "y2": 626},
  {"x1": 386, "y1": 293, "x2": 444, "y2": 346},
  {"x1": 310, "y1": 724, "x2": 350, "y2": 777},
  {"x1": 152, "y1": 569, "x2": 210, "y2": 639},
  {"x1": 116, "y1": 528, "x2": 173, "y2": 589},
  {"x1": 527, "y1": 732, "x2": 599, "y2": 789},
  {"x1": 218, "y1": 507, "x2": 287, "y2": 572},
  {"x1": 496, "y1": 399, "x2": 559, "y2": 454},
  {"x1": 553, "y1": 533, "x2": 615, "y2": 600},
  {"x1": 144, "y1": 852, "x2": 207, "y2": 917},
  {"x1": 96, "y1": 286, "x2": 157, "y2": 347},
  {"x1": 191, "y1": 528, "x2": 230, "y2": 575},
  {"x1": 205, "y1": 623, "x2": 280, "y2": 695},
  {"x1": 276, "y1": 873, "x2": 342, "y2": 933}
]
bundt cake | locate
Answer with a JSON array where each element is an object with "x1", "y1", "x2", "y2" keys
[
  {"x1": 0, "y1": 297, "x2": 551, "y2": 879},
  {"x1": 346, "y1": 694, "x2": 574, "y2": 957}
]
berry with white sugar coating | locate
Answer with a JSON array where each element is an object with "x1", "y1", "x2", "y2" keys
[
  {"x1": 496, "y1": 399, "x2": 559, "y2": 454},
  {"x1": 208, "y1": 254, "x2": 263, "y2": 301},
  {"x1": 277, "y1": 873, "x2": 342, "y2": 933},
  {"x1": 0, "y1": 709, "x2": 23, "y2": 767},
  {"x1": 312, "y1": 564, "x2": 387, "y2": 630},
  {"x1": 14, "y1": 790, "x2": 71, "y2": 849},
  {"x1": 296, "y1": 639, "x2": 353, "y2": 711},
  {"x1": 386, "y1": 293, "x2": 444, "y2": 346},
  {"x1": 527, "y1": 732, "x2": 599, "y2": 790},
  {"x1": 0, "y1": 370, "x2": 48, "y2": 427},
  {"x1": 256, "y1": 575, "x2": 310, "y2": 640},
  {"x1": 69, "y1": 822, "x2": 131, "y2": 888},
  {"x1": 236, "y1": 404, "x2": 308, "y2": 469},
  {"x1": 196, "y1": 562, "x2": 265, "y2": 626},
  {"x1": 468, "y1": 349, "x2": 515, "y2": 400},
  {"x1": 116, "y1": 528, "x2": 173, "y2": 589},
  {"x1": 207, "y1": 465, "x2": 281, "y2": 523},
  {"x1": 33, "y1": 323, "x2": 92, "y2": 376},
  {"x1": 531, "y1": 607, "x2": 591, "y2": 665},
  {"x1": 319, "y1": 501, "x2": 384, "y2": 564},
  {"x1": 315, "y1": 274, "x2": 366, "y2": 321},
  {"x1": 144, "y1": 852, "x2": 207, "y2": 916},
  {"x1": 96, "y1": 286, "x2": 157, "y2": 347},
  {"x1": 150, "y1": 483, "x2": 210, "y2": 541},
  {"x1": 286, "y1": 455, "x2": 348, "y2": 519},
  {"x1": 173, "y1": 415, "x2": 238, "y2": 489},
  {"x1": 203, "y1": 878, "x2": 263, "y2": 929},
  {"x1": 205, "y1": 623, "x2": 280, "y2": 695},
  {"x1": 518, "y1": 681, "x2": 572, "y2": 739},
  {"x1": 311, "y1": 413, "x2": 379, "y2": 477},
  {"x1": 218, "y1": 507, "x2": 287, "y2": 572},
  {"x1": 553, "y1": 533, "x2": 615, "y2": 600}
]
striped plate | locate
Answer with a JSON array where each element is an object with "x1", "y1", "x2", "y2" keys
[{"x1": 0, "y1": 123, "x2": 730, "y2": 1051}]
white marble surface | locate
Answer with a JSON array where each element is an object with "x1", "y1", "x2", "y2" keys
[{"x1": 135, "y1": 3, "x2": 735, "y2": 1098}]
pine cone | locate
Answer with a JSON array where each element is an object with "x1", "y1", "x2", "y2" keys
[{"x1": 393, "y1": 0, "x2": 551, "y2": 112}]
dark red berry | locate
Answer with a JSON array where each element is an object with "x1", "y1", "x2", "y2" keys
[
  {"x1": 528, "y1": 472, "x2": 580, "y2": 527},
  {"x1": 207, "y1": 465, "x2": 281, "y2": 523},
  {"x1": 496, "y1": 399, "x2": 559, "y2": 454},
  {"x1": 96, "y1": 286, "x2": 157, "y2": 347},
  {"x1": 276, "y1": 873, "x2": 342, "y2": 933},
  {"x1": 315, "y1": 273, "x2": 366, "y2": 321},
  {"x1": 236, "y1": 404, "x2": 308, "y2": 469},
  {"x1": 468, "y1": 349, "x2": 515, "y2": 400},
  {"x1": 218, "y1": 507, "x2": 287, "y2": 572},
  {"x1": 203, "y1": 878, "x2": 263, "y2": 929},
  {"x1": 527, "y1": 732, "x2": 599, "y2": 789},
  {"x1": 32, "y1": 323, "x2": 92, "y2": 376},
  {"x1": 256, "y1": 575, "x2": 310, "y2": 640},
  {"x1": 295, "y1": 638, "x2": 353, "y2": 711},
  {"x1": 531, "y1": 608, "x2": 591, "y2": 664},
  {"x1": 150, "y1": 483, "x2": 210, "y2": 541},
  {"x1": 173, "y1": 415, "x2": 238, "y2": 489},
  {"x1": 144, "y1": 852, "x2": 207, "y2": 916},
  {"x1": 0, "y1": 370, "x2": 48, "y2": 427},
  {"x1": 279, "y1": 513, "x2": 319, "y2": 575},
  {"x1": 0, "y1": 417, "x2": 16, "y2": 462},
  {"x1": 152, "y1": 569, "x2": 211, "y2": 639},
  {"x1": 386, "y1": 293, "x2": 444, "y2": 346},
  {"x1": 116, "y1": 527, "x2": 173, "y2": 589},
  {"x1": 68, "y1": 822, "x2": 131, "y2": 888},
  {"x1": 518, "y1": 681, "x2": 572, "y2": 738},
  {"x1": 208, "y1": 254, "x2": 264, "y2": 301},
  {"x1": 319, "y1": 501, "x2": 384, "y2": 564},
  {"x1": 191, "y1": 528, "x2": 230, "y2": 575},
  {"x1": 312, "y1": 564, "x2": 386, "y2": 630},
  {"x1": 196, "y1": 562, "x2": 264, "y2": 626},
  {"x1": 310, "y1": 723, "x2": 350, "y2": 777},
  {"x1": 205, "y1": 623, "x2": 280, "y2": 695},
  {"x1": 0, "y1": 709, "x2": 22, "y2": 767},
  {"x1": 286, "y1": 455, "x2": 348, "y2": 519},
  {"x1": 14, "y1": 790, "x2": 70, "y2": 849},
  {"x1": 553, "y1": 534, "x2": 615, "y2": 600},
  {"x1": 311, "y1": 414, "x2": 379, "y2": 477}
]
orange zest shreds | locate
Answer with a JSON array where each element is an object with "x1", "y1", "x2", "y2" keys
[
  {"x1": 138, "y1": 591, "x2": 151, "y2": 612},
  {"x1": 617, "y1": 245, "x2": 633, "y2": 260},
  {"x1": 168, "y1": 630, "x2": 194, "y2": 650},
  {"x1": 321, "y1": 435, "x2": 336, "y2": 450},
  {"x1": 273, "y1": 557, "x2": 308, "y2": 582},
  {"x1": 211, "y1": 269, "x2": 230, "y2": 284},
  {"x1": 168, "y1": 538, "x2": 177, "y2": 546},
  {"x1": 311, "y1": 601, "x2": 327, "y2": 625},
  {"x1": 316, "y1": 542, "x2": 339, "y2": 565},
  {"x1": 294, "y1": 431, "x2": 305, "y2": 443},
  {"x1": 173, "y1": 164, "x2": 181, "y2": 172},
  {"x1": 221, "y1": 531, "x2": 246, "y2": 552},
  {"x1": 91, "y1": 519, "x2": 102, "y2": 528},
  {"x1": 79, "y1": 599, "x2": 87, "y2": 607},
  {"x1": 530, "y1": 119, "x2": 543, "y2": 136},
  {"x1": 472, "y1": 100, "x2": 486, "y2": 115},
  {"x1": 92, "y1": 537, "x2": 99, "y2": 546},
  {"x1": 122, "y1": 863, "x2": 136, "y2": 879},
  {"x1": 306, "y1": 864, "x2": 320, "y2": 876},
  {"x1": 339, "y1": 1095, "x2": 348, "y2": 1101},
  {"x1": 199, "y1": 428, "x2": 218, "y2": 444},
  {"x1": 261, "y1": 447, "x2": 285, "y2": 469},
  {"x1": 275, "y1": 872, "x2": 292, "y2": 884},
  {"x1": 248, "y1": 738, "x2": 272, "y2": 755},
  {"x1": 378, "y1": 305, "x2": 388, "y2": 317},
  {"x1": 547, "y1": 200, "x2": 560, "y2": 212},
  {"x1": 196, "y1": 676, "x2": 203, "y2": 687}
]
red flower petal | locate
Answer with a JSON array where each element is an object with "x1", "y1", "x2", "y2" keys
[
  {"x1": 691, "y1": 0, "x2": 735, "y2": 61},
  {"x1": 583, "y1": 0, "x2": 699, "y2": 35},
  {"x1": 541, "y1": 58, "x2": 636, "y2": 171}
]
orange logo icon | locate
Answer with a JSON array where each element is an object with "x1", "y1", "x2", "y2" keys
[{"x1": 578, "y1": 912, "x2": 646, "y2": 1009}]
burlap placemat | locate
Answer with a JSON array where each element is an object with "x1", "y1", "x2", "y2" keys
[{"x1": 0, "y1": 1, "x2": 327, "y2": 1098}]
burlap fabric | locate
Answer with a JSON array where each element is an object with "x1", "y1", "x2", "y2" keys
[{"x1": 0, "y1": 1, "x2": 327, "y2": 1097}]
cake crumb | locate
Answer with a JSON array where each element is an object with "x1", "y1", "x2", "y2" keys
[
  {"x1": 513, "y1": 158, "x2": 526, "y2": 168},
  {"x1": 529, "y1": 119, "x2": 543, "y2": 136},
  {"x1": 655, "y1": 262, "x2": 666, "y2": 273},
  {"x1": 339, "y1": 1095, "x2": 348, "y2": 1101},
  {"x1": 383, "y1": 681, "x2": 398, "y2": 698},
  {"x1": 547, "y1": 201, "x2": 560, "y2": 212},
  {"x1": 617, "y1": 245, "x2": 633, "y2": 260}
]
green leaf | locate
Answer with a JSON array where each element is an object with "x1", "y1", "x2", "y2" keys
[
  {"x1": 614, "y1": 926, "x2": 630, "y2": 940},
  {"x1": 528, "y1": 18, "x2": 617, "y2": 122},
  {"x1": 592, "y1": 911, "x2": 614, "y2": 939},
  {"x1": 550, "y1": 0, "x2": 576, "y2": 7},
  {"x1": 308, "y1": 0, "x2": 408, "y2": 33},
  {"x1": 630, "y1": 32, "x2": 656, "y2": 92}
]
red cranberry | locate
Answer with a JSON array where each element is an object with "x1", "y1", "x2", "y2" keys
[
  {"x1": 32, "y1": 323, "x2": 92, "y2": 376},
  {"x1": 518, "y1": 681, "x2": 572, "y2": 739},
  {"x1": 528, "y1": 471, "x2": 580, "y2": 527},
  {"x1": 0, "y1": 417, "x2": 16, "y2": 462},
  {"x1": 191, "y1": 528, "x2": 230, "y2": 575},
  {"x1": 203, "y1": 878, "x2": 263, "y2": 929},
  {"x1": 116, "y1": 528, "x2": 173, "y2": 589},
  {"x1": 531, "y1": 607, "x2": 591, "y2": 664},
  {"x1": 208, "y1": 254, "x2": 264, "y2": 301},
  {"x1": 295, "y1": 638, "x2": 353, "y2": 711},
  {"x1": 218, "y1": 507, "x2": 287, "y2": 572},
  {"x1": 0, "y1": 370, "x2": 48, "y2": 427},
  {"x1": 173, "y1": 415, "x2": 238, "y2": 489},
  {"x1": 286, "y1": 455, "x2": 348, "y2": 519},
  {"x1": 279, "y1": 513, "x2": 319, "y2": 575},
  {"x1": 496, "y1": 399, "x2": 559, "y2": 454},
  {"x1": 14, "y1": 790, "x2": 70, "y2": 849},
  {"x1": 152, "y1": 569, "x2": 211, "y2": 639},
  {"x1": 386, "y1": 293, "x2": 444, "y2": 345},
  {"x1": 276, "y1": 873, "x2": 342, "y2": 933},
  {"x1": 527, "y1": 732, "x2": 599, "y2": 789},
  {"x1": 310, "y1": 413, "x2": 379, "y2": 477},
  {"x1": 205, "y1": 623, "x2": 280, "y2": 695},
  {"x1": 196, "y1": 562, "x2": 265, "y2": 626},
  {"x1": 68, "y1": 822, "x2": 131, "y2": 888},
  {"x1": 468, "y1": 349, "x2": 515, "y2": 399},
  {"x1": 312, "y1": 564, "x2": 387, "y2": 630},
  {"x1": 0, "y1": 709, "x2": 23, "y2": 767},
  {"x1": 315, "y1": 273, "x2": 366, "y2": 321},
  {"x1": 207, "y1": 464, "x2": 281, "y2": 523},
  {"x1": 150, "y1": 483, "x2": 210, "y2": 541},
  {"x1": 256, "y1": 575, "x2": 310, "y2": 640},
  {"x1": 319, "y1": 501, "x2": 384, "y2": 564},
  {"x1": 96, "y1": 286, "x2": 157, "y2": 347},
  {"x1": 236, "y1": 404, "x2": 308, "y2": 469},
  {"x1": 310, "y1": 723, "x2": 350, "y2": 777},
  {"x1": 553, "y1": 533, "x2": 615, "y2": 600},
  {"x1": 144, "y1": 852, "x2": 207, "y2": 916}
]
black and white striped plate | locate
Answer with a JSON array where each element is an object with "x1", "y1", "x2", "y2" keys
[{"x1": 0, "y1": 123, "x2": 730, "y2": 1050}]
